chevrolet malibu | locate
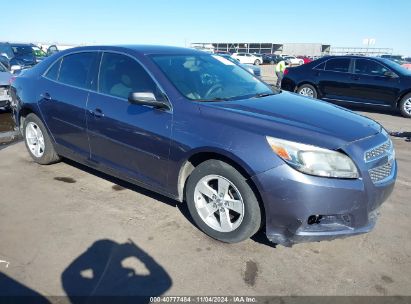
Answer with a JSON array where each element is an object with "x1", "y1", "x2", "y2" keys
[{"x1": 11, "y1": 46, "x2": 397, "y2": 246}]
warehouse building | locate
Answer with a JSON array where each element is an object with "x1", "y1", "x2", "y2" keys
[{"x1": 191, "y1": 42, "x2": 331, "y2": 56}]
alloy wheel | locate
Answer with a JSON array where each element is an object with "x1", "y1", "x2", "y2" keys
[
  {"x1": 404, "y1": 98, "x2": 411, "y2": 115},
  {"x1": 25, "y1": 122, "x2": 45, "y2": 158},
  {"x1": 193, "y1": 175, "x2": 245, "y2": 232},
  {"x1": 299, "y1": 87, "x2": 314, "y2": 97}
]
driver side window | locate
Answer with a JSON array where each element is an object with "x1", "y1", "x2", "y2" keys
[{"x1": 98, "y1": 52, "x2": 162, "y2": 100}]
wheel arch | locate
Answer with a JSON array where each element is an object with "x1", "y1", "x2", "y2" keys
[
  {"x1": 395, "y1": 89, "x2": 411, "y2": 108},
  {"x1": 17, "y1": 104, "x2": 39, "y2": 134},
  {"x1": 177, "y1": 149, "x2": 266, "y2": 225},
  {"x1": 300, "y1": 80, "x2": 321, "y2": 98}
]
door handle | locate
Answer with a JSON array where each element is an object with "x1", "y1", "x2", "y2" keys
[
  {"x1": 40, "y1": 92, "x2": 51, "y2": 100},
  {"x1": 351, "y1": 75, "x2": 360, "y2": 81},
  {"x1": 89, "y1": 108, "x2": 104, "y2": 118}
]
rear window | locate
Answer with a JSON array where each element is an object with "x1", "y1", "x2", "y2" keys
[
  {"x1": 58, "y1": 52, "x2": 96, "y2": 89},
  {"x1": 325, "y1": 58, "x2": 350, "y2": 73}
]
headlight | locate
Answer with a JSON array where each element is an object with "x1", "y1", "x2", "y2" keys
[{"x1": 266, "y1": 136, "x2": 359, "y2": 179}]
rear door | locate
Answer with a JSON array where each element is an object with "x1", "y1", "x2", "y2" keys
[
  {"x1": 348, "y1": 58, "x2": 400, "y2": 106},
  {"x1": 317, "y1": 57, "x2": 353, "y2": 100},
  {"x1": 39, "y1": 52, "x2": 99, "y2": 159},
  {"x1": 86, "y1": 52, "x2": 172, "y2": 189}
]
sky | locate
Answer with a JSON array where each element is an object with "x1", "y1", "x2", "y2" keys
[{"x1": 2, "y1": 0, "x2": 410, "y2": 55}]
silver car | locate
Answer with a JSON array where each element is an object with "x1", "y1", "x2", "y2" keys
[{"x1": 0, "y1": 62, "x2": 12, "y2": 109}]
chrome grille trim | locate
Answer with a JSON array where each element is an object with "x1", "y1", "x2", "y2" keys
[
  {"x1": 369, "y1": 161, "x2": 394, "y2": 184},
  {"x1": 364, "y1": 139, "x2": 392, "y2": 162}
]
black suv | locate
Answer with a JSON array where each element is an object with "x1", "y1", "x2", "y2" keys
[{"x1": 281, "y1": 56, "x2": 411, "y2": 118}]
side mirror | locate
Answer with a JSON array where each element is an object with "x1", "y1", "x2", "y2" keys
[
  {"x1": 128, "y1": 92, "x2": 170, "y2": 110},
  {"x1": 384, "y1": 71, "x2": 397, "y2": 78}
]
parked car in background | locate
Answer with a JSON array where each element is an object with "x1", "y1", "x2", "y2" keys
[
  {"x1": 297, "y1": 56, "x2": 312, "y2": 64},
  {"x1": 282, "y1": 55, "x2": 304, "y2": 66},
  {"x1": 0, "y1": 62, "x2": 12, "y2": 109},
  {"x1": 402, "y1": 62, "x2": 411, "y2": 70},
  {"x1": 232, "y1": 52, "x2": 263, "y2": 65},
  {"x1": 217, "y1": 54, "x2": 261, "y2": 77},
  {"x1": 11, "y1": 45, "x2": 396, "y2": 246},
  {"x1": 0, "y1": 43, "x2": 37, "y2": 69},
  {"x1": 0, "y1": 43, "x2": 58, "y2": 72},
  {"x1": 262, "y1": 54, "x2": 283, "y2": 64},
  {"x1": 281, "y1": 55, "x2": 411, "y2": 118}
]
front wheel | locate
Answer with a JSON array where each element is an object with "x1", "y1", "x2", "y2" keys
[
  {"x1": 23, "y1": 113, "x2": 60, "y2": 165},
  {"x1": 297, "y1": 84, "x2": 318, "y2": 99},
  {"x1": 254, "y1": 60, "x2": 261, "y2": 66},
  {"x1": 185, "y1": 160, "x2": 262, "y2": 243},
  {"x1": 399, "y1": 93, "x2": 411, "y2": 118}
]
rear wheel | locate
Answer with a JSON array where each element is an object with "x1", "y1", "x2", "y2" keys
[
  {"x1": 254, "y1": 59, "x2": 261, "y2": 66},
  {"x1": 399, "y1": 93, "x2": 411, "y2": 118},
  {"x1": 185, "y1": 160, "x2": 261, "y2": 243},
  {"x1": 297, "y1": 84, "x2": 318, "y2": 99},
  {"x1": 23, "y1": 113, "x2": 60, "y2": 164}
]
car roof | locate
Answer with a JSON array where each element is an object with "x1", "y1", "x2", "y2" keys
[{"x1": 58, "y1": 45, "x2": 203, "y2": 56}]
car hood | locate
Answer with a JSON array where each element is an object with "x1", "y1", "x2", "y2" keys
[
  {"x1": 0, "y1": 72, "x2": 11, "y2": 85},
  {"x1": 199, "y1": 91, "x2": 381, "y2": 150}
]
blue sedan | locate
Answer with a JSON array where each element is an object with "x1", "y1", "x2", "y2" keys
[{"x1": 11, "y1": 45, "x2": 396, "y2": 246}]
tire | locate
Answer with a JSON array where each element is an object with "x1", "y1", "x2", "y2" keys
[
  {"x1": 254, "y1": 60, "x2": 261, "y2": 66},
  {"x1": 297, "y1": 84, "x2": 318, "y2": 99},
  {"x1": 23, "y1": 113, "x2": 60, "y2": 165},
  {"x1": 185, "y1": 160, "x2": 262, "y2": 243},
  {"x1": 399, "y1": 93, "x2": 411, "y2": 118}
]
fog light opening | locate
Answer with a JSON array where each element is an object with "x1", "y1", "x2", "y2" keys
[{"x1": 308, "y1": 215, "x2": 323, "y2": 225}]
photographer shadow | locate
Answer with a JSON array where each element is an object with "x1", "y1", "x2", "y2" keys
[{"x1": 61, "y1": 239, "x2": 172, "y2": 304}]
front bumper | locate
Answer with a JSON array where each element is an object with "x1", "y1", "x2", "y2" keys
[{"x1": 252, "y1": 134, "x2": 397, "y2": 247}]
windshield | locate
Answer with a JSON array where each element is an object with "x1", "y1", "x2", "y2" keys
[
  {"x1": 12, "y1": 46, "x2": 33, "y2": 56},
  {"x1": 151, "y1": 54, "x2": 273, "y2": 101}
]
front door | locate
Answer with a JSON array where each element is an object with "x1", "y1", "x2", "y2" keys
[
  {"x1": 86, "y1": 52, "x2": 172, "y2": 189},
  {"x1": 348, "y1": 58, "x2": 400, "y2": 106}
]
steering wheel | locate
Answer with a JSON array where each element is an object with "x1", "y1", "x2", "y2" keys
[{"x1": 204, "y1": 84, "x2": 224, "y2": 99}]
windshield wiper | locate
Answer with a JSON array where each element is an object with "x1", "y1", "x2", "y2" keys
[
  {"x1": 253, "y1": 92, "x2": 276, "y2": 98},
  {"x1": 197, "y1": 97, "x2": 231, "y2": 102}
]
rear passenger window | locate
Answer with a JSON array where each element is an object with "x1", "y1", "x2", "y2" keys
[
  {"x1": 325, "y1": 58, "x2": 350, "y2": 73},
  {"x1": 355, "y1": 59, "x2": 388, "y2": 76},
  {"x1": 98, "y1": 52, "x2": 161, "y2": 100},
  {"x1": 58, "y1": 52, "x2": 96, "y2": 89},
  {"x1": 45, "y1": 59, "x2": 61, "y2": 80}
]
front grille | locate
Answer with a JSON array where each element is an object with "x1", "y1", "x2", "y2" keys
[
  {"x1": 365, "y1": 140, "x2": 392, "y2": 162},
  {"x1": 369, "y1": 161, "x2": 393, "y2": 183}
]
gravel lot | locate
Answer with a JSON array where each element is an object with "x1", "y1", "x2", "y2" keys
[{"x1": 0, "y1": 92, "x2": 410, "y2": 300}]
